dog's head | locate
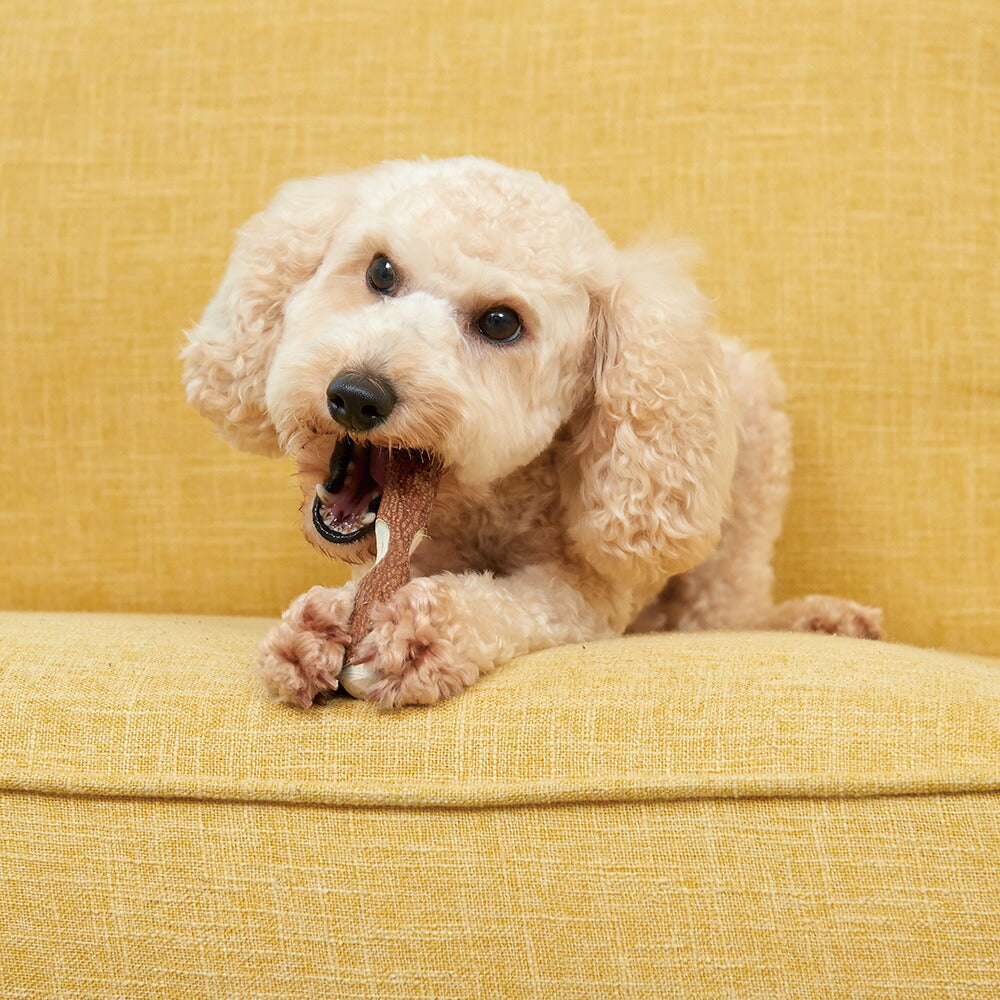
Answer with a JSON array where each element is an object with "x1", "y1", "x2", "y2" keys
[{"x1": 184, "y1": 157, "x2": 735, "y2": 581}]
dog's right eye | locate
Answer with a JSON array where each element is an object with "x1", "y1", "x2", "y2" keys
[{"x1": 366, "y1": 255, "x2": 398, "y2": 295}]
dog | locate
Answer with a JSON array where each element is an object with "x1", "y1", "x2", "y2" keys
[{"x1": 183, "y1": 156, "x2": 882, "y2": 708}]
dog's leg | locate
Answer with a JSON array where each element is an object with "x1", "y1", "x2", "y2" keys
[
  {"x1": 257, "y1": 583, "x2": 357, "y2": 707},
  {"x1": 628, "y1": 345, "x2": 884, "y2": 640},
  {"x1": 630, "y1": 345, "x2": 791, "y2": 633},
  {"x1": 345, "y1": 565, "x2": 615, "y2": 708}
]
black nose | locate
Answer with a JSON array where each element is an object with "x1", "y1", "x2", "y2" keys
[{"x1": 326, "y1": 372, "x2": 397, "y2": 432}]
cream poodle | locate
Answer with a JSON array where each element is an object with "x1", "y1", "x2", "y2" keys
[{"x1": 183, "y1": 157, "x2": 882, "y2": 708}]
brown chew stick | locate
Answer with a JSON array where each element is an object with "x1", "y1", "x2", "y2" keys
[{"x1": 343, "y1": 449, "x2": 442, "y2": 673}]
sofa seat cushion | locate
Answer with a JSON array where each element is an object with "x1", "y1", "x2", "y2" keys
[
  {"x1": 2, "y1": 612, "x2": 999, "y2": 997},
  {"x1": 2, "y1": 611, "x2": 998, "y2": 806}
]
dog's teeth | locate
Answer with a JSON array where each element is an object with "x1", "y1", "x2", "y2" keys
[
  {"x1": 316, "y1": 483, "x2": 335, "y2": 505},
  {"x1": 360, "y1": 511, "x2": 376, "y2": 527}
]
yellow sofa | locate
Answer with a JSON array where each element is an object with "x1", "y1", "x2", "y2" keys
[{"x1": 1, "y1": 2, "x2": 997, "y2": 997}]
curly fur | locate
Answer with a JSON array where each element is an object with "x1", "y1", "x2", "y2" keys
[{"x1": 183, "y1": 156, "x2": 882, "y2": 709}]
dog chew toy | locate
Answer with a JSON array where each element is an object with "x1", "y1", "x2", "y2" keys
[{"x1": 339, "y1": 449, "x2": 442, "y2": 698}]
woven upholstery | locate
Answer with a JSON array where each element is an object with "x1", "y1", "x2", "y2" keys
[
  {"x1": 1, "y1": 1, "x2": 998, "y2": 996},
  {"x1": 3, "y1": 613, "x2": 999, "y2": 998}
]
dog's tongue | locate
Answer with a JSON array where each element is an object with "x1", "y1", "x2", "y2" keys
[
  {"x1": 368, "y1": 446, "x2": 388, "y2": 490},
  {"x1": 343, "y1": 449, "x2": 442, "y2": 682}
]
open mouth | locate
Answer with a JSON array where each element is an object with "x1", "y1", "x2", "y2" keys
[{"x1": 312, "y1": 437, "x2": 389, "y2": 544}]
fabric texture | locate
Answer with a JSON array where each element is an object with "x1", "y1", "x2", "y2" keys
[
  {"x1": 2, "y1": 612, "x2": 999, "y2": 998},
  {"x1": 3, "y1": 612, "x2": 999, "y2": 807},
  {"x1": 0, "y1": 0, "x2": 996, "y2": 654}
]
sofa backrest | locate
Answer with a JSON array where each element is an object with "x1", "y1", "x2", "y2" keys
[{"x1": 1, "y1": 1, "x2": 996, "y2": 654}]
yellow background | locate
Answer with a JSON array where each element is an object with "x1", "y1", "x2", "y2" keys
[{"x1": 1, "y1": 0, "x2": 997, "y2": 653}]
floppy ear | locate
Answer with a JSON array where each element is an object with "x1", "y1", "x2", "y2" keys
[
  {"x1": 560, "y1": 247, "x2": 738, "y2": 601},
  {"x1": 182, "y1": 174, "x2": 358, "y2": 455}
]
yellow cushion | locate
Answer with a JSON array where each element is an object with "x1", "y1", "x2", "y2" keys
[
  {"x1": 0, "y1": 2, "x2": 996, "y2": 655},
  {"x1": 2, "y1": 612, "x2": 998, "y2": 996}
]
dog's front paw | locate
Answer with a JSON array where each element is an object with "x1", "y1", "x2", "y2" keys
[
  {"x1": 348, "y1": 579, "x2": 480, "y2": 708},
  {"x1": 257, "y1": 584, "x2": 355, "y2": 707}
]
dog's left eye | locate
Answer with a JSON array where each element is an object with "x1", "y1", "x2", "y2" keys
[
  {"x1": 476, "y1": 306, "x2": 522, "y2": 344},
  {"x1": 366, "y1": 255, "x2": 398, "y2": 295}
]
